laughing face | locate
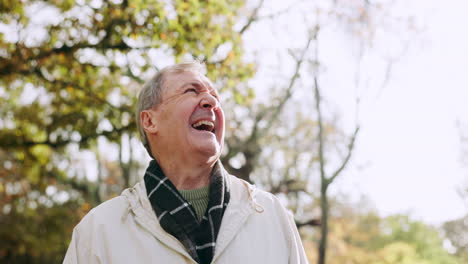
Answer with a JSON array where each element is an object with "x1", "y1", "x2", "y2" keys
[{"x1": 149, "y1": 70, "x2": 225, "y2": 163}]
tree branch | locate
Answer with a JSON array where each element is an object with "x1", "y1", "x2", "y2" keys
[
  {"x1": 257, "y1": 0, "x2": 305, "y2": 20},
  {"x1": 326, "y1": 126, "x2": 360, "y2": 185},
  {"x1": 0, "y1": 123, "x2": 135, "y2": 149},
  {"x1": 257, "y1": 29, "x2": 315, "y2": 138},
  {"x1": 224, "y1": 27, "x2": 316, "y2": 183},
  {"x1": 239, "y1": 0, "x2": 265, "y2": 34},
  {"x1": 296, "y1": 218, "x2": 321, "y2": 228},
  {"x1": 311, "y1": 25, "x2": 326, "y2": 186}
]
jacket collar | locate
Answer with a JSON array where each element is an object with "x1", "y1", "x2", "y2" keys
[
  {"x1": 122, "y1": 174, "x2": 263, "y2": 263},
  {"x1": 211, "y1": 176, "x2": 264, "y2": 263},
  {"x1": 122, "y1": 182, "x2": 194, "y2": 261}
]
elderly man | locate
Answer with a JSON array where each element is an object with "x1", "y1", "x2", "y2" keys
[{"x1": 63, "y1": 62, "x2": 308, "y2": 264}]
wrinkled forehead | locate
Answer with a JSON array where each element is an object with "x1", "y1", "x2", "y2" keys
[{"x1": 162, "y1": 70, "x2": 217, "y2": 93}]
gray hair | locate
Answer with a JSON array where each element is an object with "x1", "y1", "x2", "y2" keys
[{"x1": 135, "y1": 61, "x2": 206, "y2": 157}]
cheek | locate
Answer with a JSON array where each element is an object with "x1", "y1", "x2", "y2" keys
[
  {"x1": 180, "y1": 105, "x2": 197, "y2": 125},
  {"x1": 172, "y1": 100, "x2": 194, "y2": 121},
  {"x1": 158, "y1": 105, "x2": 192, "y2": 135},
  {"x1": 216, "y1": 108, "x2": 225, "y2": 132}
]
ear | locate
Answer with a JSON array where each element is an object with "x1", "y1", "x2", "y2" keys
[{"x1": 140, "y1": 109, "x2": 159, "y2": 135}]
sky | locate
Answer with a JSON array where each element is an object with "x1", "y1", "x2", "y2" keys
[
  {"x1": 242, "y1": 0, "x2": 468, "y2": 225},
  {"x1": 349, "y1": 0, "x2": 468, "y2": 225}
]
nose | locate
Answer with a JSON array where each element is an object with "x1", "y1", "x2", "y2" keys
[{"x1": 199, "y1": 92, "x2": 219, "y2": 109}]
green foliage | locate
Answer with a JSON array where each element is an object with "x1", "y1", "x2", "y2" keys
[
  {"x1": 325, "y1": 213, "x2": 463, "y2": 264},
  {"x1": 378, "y1": 215, "x2": 461, "y2": 264},
  {"x1": 0, "y1": 0, "x2": 254, "y2": 263},
  {"x1": 0, "y1": 199, "x2": 85, "y2": 263},
  {"x1": 443, "y1": 214, "x2": 468, "y2": 261}
]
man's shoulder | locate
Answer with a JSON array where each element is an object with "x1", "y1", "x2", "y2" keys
[
  {"x1": 75, "y1": 195, "x2": 129, "y2": 230},
  {"x1": 226, "y1": 174, "x2": 296, "y2": 240},
  {"x1": 226, "y1": 174, "x2": 286, "y2": 211}
]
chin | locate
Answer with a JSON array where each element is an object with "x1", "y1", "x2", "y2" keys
[
  {"x1": 199, "y1": 145, "x2": 221, "y2": 157},
  {"x1": 193, "y1": 143, "x2": 221, "y2": 161}
]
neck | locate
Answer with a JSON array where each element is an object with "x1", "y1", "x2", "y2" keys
[{"x1": 154, "y1": 154, "x2": 216, "y2": 190}]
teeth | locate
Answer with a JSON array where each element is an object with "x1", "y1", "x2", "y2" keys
[{"x1": 192, "y1": 120, "x2": 214, "y2": 129}]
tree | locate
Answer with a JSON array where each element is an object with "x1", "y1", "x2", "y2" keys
[
  {"x1": 301, "y1": 1, "x2": 415, "y2": 262},
  {"x1": 0, "y1": 0, "x2": 255, "y2": 262},
  {"x1": 441, "y1": 122, "x2": 468, "y2": 262},
  {"x1": 443, "y1": 215, "x2": 468, "y2": 261},
  {"x1": 318, "y1": 196, "x2": 463, "y2": 264},
  {"x1": 219, "y1": 3, "x2": 415, "y2": 264},
  {"x1": 0, "y1": 0, "x2": 254, "y2": 190},
  {"x1": 375, "y1": 215, "x2": 462, "y2": 264}
]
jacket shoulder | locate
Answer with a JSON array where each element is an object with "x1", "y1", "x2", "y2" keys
[
  {"x1": 227, "y1": 174, "x2": 287, "y2": 213},
  {"x1": 75, "y1": 195, "x2": 129, "y2": 231}
]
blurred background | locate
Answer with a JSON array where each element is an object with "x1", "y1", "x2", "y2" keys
[{"x1": 0, "y1": 0, "x2": 467, "y2": 263}]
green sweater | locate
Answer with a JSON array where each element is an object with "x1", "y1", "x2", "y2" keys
[{"x1": 179, "y1": 186, "x2": 210, "y2": 221}]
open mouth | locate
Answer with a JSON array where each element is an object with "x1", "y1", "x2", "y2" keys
[{"x1": 191, "y1": 120, "x2": 215, "y2": 133}]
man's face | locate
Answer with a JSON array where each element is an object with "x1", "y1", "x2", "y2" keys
[{"x1": 151, "y1": 70, "x2": 225, "y2": 162}]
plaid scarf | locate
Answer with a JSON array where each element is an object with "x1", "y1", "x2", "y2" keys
[{"x1": 144, "y1": 160, "x2": 230, "y2": 264}]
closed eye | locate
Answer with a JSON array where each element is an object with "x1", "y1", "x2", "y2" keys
[{"x1": 184, "y1": 88, "x2": 197, "y2": 94}]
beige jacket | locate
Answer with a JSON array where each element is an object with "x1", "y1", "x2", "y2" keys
[{"x1": 63, "y1": 175, "x2": 308, "y2": 264}]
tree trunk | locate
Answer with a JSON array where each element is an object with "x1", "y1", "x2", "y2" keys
[{"x1": 318, "y1": 182, "x2": 329, "y2": 264}]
